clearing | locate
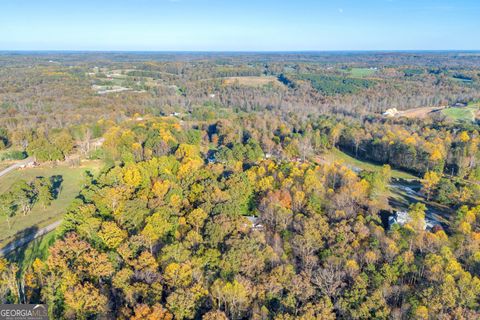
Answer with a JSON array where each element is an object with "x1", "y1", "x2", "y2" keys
[
  {"x1": 317, "y1": 148, "x2": 452, "y2": 228},
  {"x1": 398, "y1": 106, "x2": 446, "y2": 119},
  {"x1": 318, "y1": 148, "x2": 417, "y2": 180},
  {"x1": 388, "y1": 180, "x2": 452, "y2": 229},
  {"x1": 346, "y1": 67, "x2": 377, "y2": 78},
  {"x1": 0, "y1": 160, "x2": 103, "y2": 248},
  {"x1": 441, "y1": 102, "x2": 480, "y2": 122},
  {"x1": 6, "y1": 232, "x2": 57, "y2": 273},
  {"x1": 222, "y1": 76, "x2": 281, "y2": 87},
  {"x1": 321, "y1": 149, "x2": 453, "y2": 228},
  {"x1": 395, "y1": 102, "x2": 480, "y2": 122}
]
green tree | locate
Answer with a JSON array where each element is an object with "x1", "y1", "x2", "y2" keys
[
  {"x1": 435, "y1": 178, "x2": 457, "y2": 205},
  {"x1": 0, "y1": 193, "x2": 16, "y2": 228},
  {"x1": 10, "y1": 180, "x2": 35, "y2": 216},
  {"x1": 34, "y1": 177, "x2": 53, "y2": 209},
  {"x1": 141, "y1": 208, "x2": 176, "y2": 252},
  {"x1": 211, "y1": 279, "x2": 250, "y2": 319}
]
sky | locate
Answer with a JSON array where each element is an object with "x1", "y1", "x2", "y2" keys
[{"x1": 0, "y1": 0, "x2": 479, "y2": 51}]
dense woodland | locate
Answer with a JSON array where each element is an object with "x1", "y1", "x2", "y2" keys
[
  {"x1": 1, "y1": 52, "x2": 480, "y2": 130},
  {"x1": 0, "y1": 52, "x2": 479, "y2": 319}
]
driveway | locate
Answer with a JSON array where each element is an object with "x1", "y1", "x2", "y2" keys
[
  {"x1": 0, "y1": 220, "x2": 62, "y2": 256},
  {"x1": 0, "y1": 157, "x2": 35, "y2": 178}
]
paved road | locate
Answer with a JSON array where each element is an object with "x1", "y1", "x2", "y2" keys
[
  {"x1": 0, "y1": 157, "x2": 34, "y2": 178},
  {"x1": 0, "y1": 220, "x2": 62, "y2": 256},
  {"x1": 0, "y1": 157, "x2": 61, "y2": 256}
]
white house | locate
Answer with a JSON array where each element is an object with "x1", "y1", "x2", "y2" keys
[
  {"x1": 383, "y1": 108, "x2": 400, "y2": 117},
  {"x1": 245, "y1": 216, "x2": 264, "y2": 231}
]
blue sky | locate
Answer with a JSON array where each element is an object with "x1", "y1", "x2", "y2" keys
[{"x1": 0, "y1": 0, "x2": 478, "y2": 51}]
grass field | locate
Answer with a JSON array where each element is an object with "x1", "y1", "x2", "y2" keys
[
  {"x1": 222, "y1": 76, "x2": 281, "y2": 87},
  {"x1": 320, "y1": 148, "x2": 418, "y2": 180},
  {"x1": 6, "y1": 232, "x2": 57, "y2": 273},
  {"x1": 441, "y1": 102, "x2": 480, "y2": 122},
  {"x1": 0, "y1": 160, "x2": 103, "y2": 248},
  {"x1": 347, "y1": 67, "x2": 377, "y2": 78},
  {"x1": 396, "y1": 102, "x2": 480, "y2": 122},
  {"x1": 0, "y1": 162, "x2": 10, "y2": 172}
]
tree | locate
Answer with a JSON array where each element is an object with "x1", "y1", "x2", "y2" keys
[
  {"x1": 10, "y1": 180, "x2": 35, "y2": 216},
  {"x1": 131, "y1": 304, "x2": 173, "y2": 320},
  {"x1": 435, "y1": 178, "x2": 457, "y2": 205},
  {"x1": 27, "y1": 137, "x2": 63, "y2": 162},
  {"x1": 166, "y1": 284, "x2": 207, "y2": 320},
  {"x1": 458, "y1": 131, "x2": 470, "y2": 144},
  {"x1": 123, "y1": 164, "x2": 143, "y2": 189},
  {"x1": 415, "y1": 306, "x2": 429, "y2": 320},
  {"x1": 408, "y1": 202, "x2": 427, "y2": 232},
  {"x1": 34, "y1": 177, "x2": 53, "y2": 209},
  {"x1": 0, "y1": 193, "x2": 16, "y2": 229},
  {"x1": 164, "y1": 262, "x2": 193, "y2": 289},
  {"x1": 298, "y1": 134, "x2": 313, "y2": 161},
  {"x1": 98, "y1": 221, "x2": 128, "y2": 249},
  {"x1": 0, "y1": 259, "x2": 20, "y2": 303},
  {"x1": 329, "y1": 123, "x2": 344, "y2": 148},
  {"x1": 312, "y1": 258, "x2": 346, "y2": 299},
  {"x1": 186, "y1": 208, "x2": 208, "y2": 233},
  {"x1": 141, "y1": 209, "x2": 176, "y2": 252},
  {"x1": 51, "y1": 130, "x2": 74, "y2": 157},
  {"x1": 64, "y1": 282, "x2": 108, "y2": 319},
  {"x1": 211, "y1": 279, "x2": 250, "y2": 319},
  {"x1": 202, "y1": 310, "x2": 228, "y2": 320},
  {"x1": 13, "y1": 113, "x2": 480, "y2": 319},
  {"x1": 0, "y1": 128, "x2": 9, "y2": 150},
  {"x1": 422, "y1": 171, "x2": 441, "y2": 201}
]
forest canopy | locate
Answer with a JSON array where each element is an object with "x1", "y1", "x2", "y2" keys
[{"x1": 0, "y1": 52, "x2": 479, "y2": 319}]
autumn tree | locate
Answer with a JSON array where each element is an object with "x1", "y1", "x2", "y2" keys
[{"x1": 422, "y1": 171, "x2": 441, "y2": 201}]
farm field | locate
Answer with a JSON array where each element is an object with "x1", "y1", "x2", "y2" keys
[
  {"x1": 346, "y1": 67, "x2": 377, "y2": 78},
  {"x1": 441, "y1": 102, "x2": 480, "y2": 122},
  {"x1": 396, "y1": 102, "x2": 480, "y2": 122},
  {"x1": 0, "y1": 160, "x2": 103, "y2": 248},
  {"x1": 222, "y1": 76, "x2": 281, "y2": 87}
]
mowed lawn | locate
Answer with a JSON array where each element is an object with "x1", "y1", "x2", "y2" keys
[
  {"x1": 6, "y1": 232, "x2": 57, "y2": 273},
  {"x1": 320, "y1": 148, "x2": 418, "y2": 180},
  {"x1": 0, "y1": 160, "x2": 103, "y2": 248},
  {"x1": 441, "y1": 103, "x2": 480, "y2": 122}
]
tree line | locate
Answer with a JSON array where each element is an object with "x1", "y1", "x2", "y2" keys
[{"x1": 0, "y1": 118, "x2": 478, "y2": 319}]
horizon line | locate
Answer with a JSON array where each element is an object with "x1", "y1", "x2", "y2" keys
[{"x1": 1, "y1": 49, "x2": 480, "y2": 54}]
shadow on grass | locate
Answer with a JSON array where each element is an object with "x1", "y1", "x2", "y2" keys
[
  {"x1": 50, "y1": 175, "x2": 64, "y2": 199},
  {"x1": 5, "y1": 226, "x2": 57, "y2": 277},
  {"x1": 4, "y1": 225, "x2": 58, "y2": 303},
  {"x1": 3, "y1": 225, "x2": 39, "y2": 263},
  {"x1": 388, "y1": 181, "x2": 453, "y2": 232}
]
